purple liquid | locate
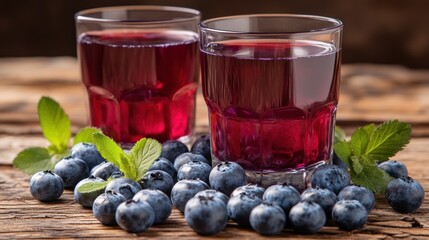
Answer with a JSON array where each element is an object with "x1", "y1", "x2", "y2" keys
[
  {"x1": 201, "y1": 39, "x2": 341, "y2": 172},
  {"x1": 78, "y1": 29, "x2": 199, "y2": 143}
]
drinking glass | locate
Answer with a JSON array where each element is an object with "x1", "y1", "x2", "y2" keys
[
  {"x1": 199, "y1": 14, "x2": 343, "y2": 190},
  {"x1": 75, "y1": 6, "x2": 200, "y2": 145}
]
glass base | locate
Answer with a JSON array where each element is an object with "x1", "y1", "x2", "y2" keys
[{"x1": 212, "y1": 158, "x2": 330, "y2": 192}]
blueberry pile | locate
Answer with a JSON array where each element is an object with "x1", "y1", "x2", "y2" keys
[{"x1": 29, "y1": 135, "x2": 425, "y2": 236}]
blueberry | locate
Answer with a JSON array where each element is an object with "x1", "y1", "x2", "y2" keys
[
  {"x1": 338, "y1": 185, "x2": 375, "y2": 212},
  {"x1": 93, "y1": 190, "x2": 126, "y2": 225},
  {"x1": 171, "y1": 179, "x2": 210, "y2": 213},
  {"x1": 174, "y1": 153, "x2": 209, "y2": 171},
  {"x1": 161, "y1": 140, "x2": 188, "y2": 163},
  {"x1": 301, "y1": 187, "x2": 338, "y2": 217},
  {"x1": 250, "y1": 203, "x2": 286, "y2": 235},
  {"x1": 105, "y1": 178, "x2": 142, "y2": 200},
  {"x1": 195, "y1": 189, "x2": 229, "y2": 206},
  {"x1": 262, "y1": 184, "x2": 300, "y2": 214},
  {"x1": 110, "y1": 171, "x2": 124, "y2": 179},
  {"x1": 191, "y1": 134, "x2": 211, "y2": 162},
  {"x1": 148, "y1": 157, "x2": 177, "y2": 181},
  {"x1": 133, "y1": 189, "x2": 172, "y2": 224},
  {"x1": 54, "y1": 156, "x2": 89, "y2": 189},
  {"x1": 177, "y1": 161, "x2": 212, "y2": 184},
  {"x1": 385, "y1": 176, "x2": 425, "y2": 213},
  {"x1": 29, "y1": 170, "x2": 64, "y2": 201},
  {"x1": 332, "y1": 200, "x2": 368, "y2": 231},
  {"x1": 71, "y1": 142, "x2": 105, "y2": 170},
  {"x1": 333, "y1": 152, "x2": 348, "y2": 170},
  {"x1": 209, "y1": 161, "x2": 247, "y2": 196},
  {"x1": 231, "y1": 184, "x2": 265, "y2": 199},
  {"x1": 90, "y1": 162, "x2": 121, "y2": 180},
  {"x1": 185, "y1": 195, "x2": 228, "y2": 235},
  {"x1": 227, "y1": 192, "x2": 262, "y2": 226},
  {"x1": 139, "y1": 170, "x2": 174, "y2": 196},
  {"x1": 74, "y1": 176, "x2": 106, "y2": 208},
  {"x1": 311, "y1": 165, "x2": 350, "y2": 194},
  {"x1": 378, "y1": 160, "x2": 408, "y2": 178},
  {"x1": 115, "y1": 199, "x2": 155, "y2": 233},
  {"x1": 289, "y1": 201, "x2": 326, "y2": 234}
]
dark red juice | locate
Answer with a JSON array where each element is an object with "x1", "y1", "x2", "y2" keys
[
  {"x1": 78, "y1": 29, "x2": 199, "y2": 144},
  {"x1": 201, "y1": 39, "x2": 341, "y2": 172}
]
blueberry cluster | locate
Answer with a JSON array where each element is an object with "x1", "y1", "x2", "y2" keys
[
  {"x1": 28, "y1": 136, "x2": 425, "y2": 236},
  {"x1": 28, "y1": 135, "x2": 215, "y2": 233}
]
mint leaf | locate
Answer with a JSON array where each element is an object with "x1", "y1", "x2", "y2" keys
[
  {"x1": 350, "y1": 156, "x2": 363, "y2": 174},
  {"x1": 349, "y1": 163, "x2": 391, "y2": 194},
  {"x1": 77, "y1": 180, "x2": 109, "y2": 194},
  {"x1": 334, "y1": 126, "x2": 346, "y2": 143},
  {"x1": 74, "y1": 127, "x2": 102, "y2": 145},
  {"x1": 129, "y1": 138, "x2": 162, "y2": 180},
  {"x1": 350, "y1": 127, "x2": 370, "y2": 157},
  {"x1": 13, "y1": 147, "x2": 58, "y2": 174},
  {"x1": 365, "y1": 120, "x2": 411, "y2": 161},
  {"x1": 334, "y1": 141, "x2": 352, "y2": 167},
  {"x1": 93, "y1": 132, "x2": 136, "y2": 179},
  {"x1": 363, "y1": 123, "x2": 376, "y2": 136},
  {"x1": 334, "y1": 120, "x2": 411, "y2": 193},
  {"x1": 38, "y1": 96, "x2": 71, "y2": 153}
]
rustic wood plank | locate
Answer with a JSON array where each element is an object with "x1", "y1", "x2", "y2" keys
[{"x1": 0, "y1": 138, "x2": 428, "y2": 239}]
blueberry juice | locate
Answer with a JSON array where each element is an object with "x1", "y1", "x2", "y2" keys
[
  {"x1": 78, "y1": 29, "x2": 199, "y2": 144},
  {"x1": 201, "y1": 39, "x2": 341, "y2": 186}
]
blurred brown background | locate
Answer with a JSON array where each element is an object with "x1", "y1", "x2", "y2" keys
[{"x1": 0, "y1": 0, "x2": 428, "y2": 68}]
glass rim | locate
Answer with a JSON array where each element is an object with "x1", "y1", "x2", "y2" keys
[
  {"x1": 199, "y1": 14, "x2": 343, "y2": 35},
  {"x1": 75, "y1": 5, "x2": 201, "y2": 24}
]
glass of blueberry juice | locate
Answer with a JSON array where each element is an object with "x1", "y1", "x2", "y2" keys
[
  {"x1": 199, "y1": 14, "x2": 343, "y2": 189},
  {"x1": 75, "y1": 6, "x2": 200, "y2": 145}
]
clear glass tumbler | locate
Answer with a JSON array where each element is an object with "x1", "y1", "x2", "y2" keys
[
  {"x1": 199, "y1": 14, "x2": 343, "y2": 190},
  {"x1": 75, "y1": 6, "x2": 200, "y2": 145}
]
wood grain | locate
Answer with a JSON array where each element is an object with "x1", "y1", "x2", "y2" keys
[{"x1": 0, "y1": 139, "x2": 428, "y2": 239}]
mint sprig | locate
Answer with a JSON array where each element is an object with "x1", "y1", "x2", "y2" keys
[
  {"x1": 93, "y1": 133, "x2": 161, "y2": 181},
  {"x1": 334, "y1": 120, "x2": 411, "y2": 193},
  {"x1": 38, "y1": 96, "x2": 70, "y2": 154},
  {"x1": 13, "y1": 96, "x2": 102, "y2": 174},
  {"x1": 93, "y1": 132, "x2": 135, "y2": 179},
  {"x1": 78, "y1": 133, "x2": 162, "y2": 193}
]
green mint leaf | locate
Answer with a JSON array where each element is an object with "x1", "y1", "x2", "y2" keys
[
  {"x1": 350, "y1": 156, "x2": 363, "y2": 174},
  {"x1": 13, "y1": 147, "x2": 57, "y2": 174},
  {"x1": 92, "y1": 132, "x2": 136, "y2": 179},
  {"x1": 364, "y1": 120, "x2": 411, "y2": 161},
  {"x1": 349, "y1": 162, "x2": 391, "y2": 193},
  {"x1": 334, "y1": 126, "x2": 346, "y2": 143},
  {"x1": 38, "y1": 96, "x2": 71, "y2": 153},
  {"x1": 334, "y1": 141, "x2": 352, "y2": 167},
  {"x1": 350, "y1": 127, "x2": 370, "y2": 157},
  {"x1": 74, "y1": 127, "x2": 102, "y2": 145},
  {"x1": 129, "y1": 138, "x2": 162, "y2": 180},
  {"x1": 362, "y1": 123, "x2": 376, "y2": 136},
  {"x1": 120, "y1": 154, "x2": 137, "y2": 180},
  {"x1": 77, "y1": 180, "x2": 109, "y2": 194}
]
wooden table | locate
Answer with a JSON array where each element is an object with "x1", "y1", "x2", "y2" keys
[{"x1": 0, "y1": 57, "x2": 428, "y2": 239}]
